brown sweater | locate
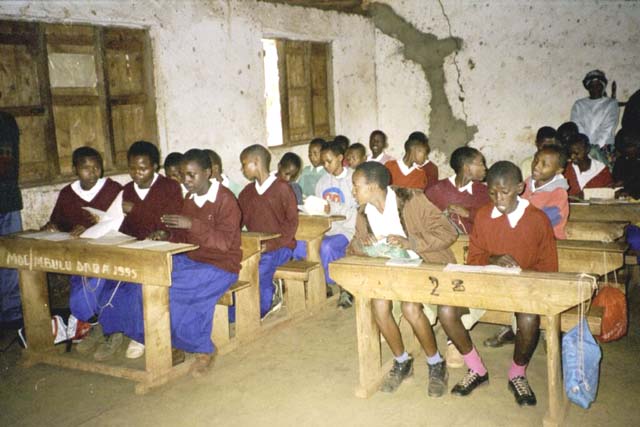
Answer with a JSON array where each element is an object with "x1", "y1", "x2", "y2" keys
[{"x1": 348, "y1": 187, "x2": 457, "y2": 264}]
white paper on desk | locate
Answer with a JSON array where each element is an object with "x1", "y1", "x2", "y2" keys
[
  {"x1": 118, "y1": 239, "x2": 168, "y2": 249},
  {"x1": 21, "y1": 231, "x2": 73, "y2": 241},
  {"x1": 444, "y1": 263, "x2": 522, "y2": 275},
  {"x1": 80, "y1": 191, "x2": 125, "y2": 239},
  {"x1": 86, "y1": 230, "x2": 136, "y2": 246}
]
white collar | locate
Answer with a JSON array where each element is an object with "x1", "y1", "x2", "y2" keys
[
  {"x1": 134, "y1": 173, "x2": 159, "y2": 193},
  {"x1": 190, "y1": 179, "x2": 220, "y2": 208},
  {"x1": 418, "y1": 159, "x2": 431, "y2": 167},
  {"x1": 368, "y1": 152, "x2": 385, "y2": 162},
  {"x1": 255, "y1": 172, "x2": 277, "y2": 195},
  {"x1": 220, "y1": 173, "x2": 230, "y2": 188},
  {"x1": 314, "y1": 165, "x2": 324, "y2": 172},
  {"x1": 364, "y1": 190, "x2": 407, "y2": 239},
  {"x1": 396, "y1": 159, "x2": 417, "y2": 176},
  {"x1": 573, "y1": 160, "x2": 606, "y2": 190},
  {"x1": 331, "y1": 167, "x2": 349, "y2": 180},
  {"x1": 365, "y1": 188, "x2": 397, "y2": 217},
  {"x1": 448, "y1": 175, "x2": 473, "y2": 195},
  {"x1": 531, "y1": 174, "x2": 562, "y2": 192},
  {"x1": 490, "y1": 197, "x2": 530, "y2": 229},
  {"x1": 71, "y1": 177, "x2": 107, "y2": 202}
]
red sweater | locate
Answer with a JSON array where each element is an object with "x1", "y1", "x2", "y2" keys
[
  {"x1": 424, "y1": 178, "x2": 490, "y2": 234},
  {"x1": 467, "y1": 203, "x2": 558, "y2": 272},
  {"x1": 170, "y1": 185, "x2": 242, "y2": 274},
  {"x1": 49, "y1": 178, "x2": 122, "y2": 232},
  {"x1": 420, "y1": 161, "x2": 439, "y2": 190},
  {"x1": 120, "y1": 175, "x2": 183, "y2": 239},
  {"x1": 238, "y1": 177, "x2": 298, "y2": 252},
  {"x1": 564, "y1": 161, "x2": 614, "y2": 197},
  {"x1": 385, "y1": 160, "x2": 427, "y2": 190}
]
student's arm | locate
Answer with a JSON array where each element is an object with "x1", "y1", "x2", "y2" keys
[
  {"x1": 403, "y1": 194, "x2": 458, "y2": 254},
  {"x1": 591, "y1": 101, "x2": 619, "y2": 148},
  {"x1": 347, "y1": 212, "x2": 376, "y2": 256},
  {"x1": 466, "y1": 209, "x2": 491, "y2": 266},
  {"x1": 189, "y1": 192, "x2": 241, "y2": 252},
  {"x1": 265, "y1": 183, "x2": 299, "y2": 252},
  {"x1": 534, "y1": 215, "x2": 559, "y2": 272}
]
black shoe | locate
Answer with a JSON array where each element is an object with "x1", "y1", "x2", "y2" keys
[
  {"x1": 508, "y1": 376, "x2": 537, "y2": 406},
  {"x1": 380, "y1": 357, "x2": 413, "y2": 393},
  {"x1": 427, "y1": 361, "x2": 448, "y2": 397},
  {"x1": 483, "y1": 326, "x2": 515, "y2": 348},
  {"x1": 451, "y1": 369, "x2": 489, "y2": 396},
  {"x1": 337, "y1": 291, "x2": 353, "y2": 309},
  {"x1": 326, "y1": 286, "x2": 334, "y2": 298}
]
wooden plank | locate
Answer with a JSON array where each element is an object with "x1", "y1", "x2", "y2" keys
[
  {"x1": 565, "y1": 220, "x2": 628, "y2": 242},
  {"x1": 354, "y1": 295, "x2": 383, "y2": 398},
  {"x1": 235, "y1": 252, "x2": 262, "y2": 339},
  {"x1": 479, "y1": 305, "x2": 603, "y2": 335},
  {"x1": 569, "y1": 203, "x2": 640, "y2": 223},
  {"x1": 0, "y1": 106, "x2": 45, "y2": 116},
  {"x1": 94, "y1": 27, "x2": 116, "y2": 172},
  {"x1": 35, "y1": 24, "x2": 59, "y2": 181},
  {"x1": 26, "y1": 352, "x2": 147, "y2": 382},
  {"x1": 17, "y1": 270, "x2": 51, "y2": 353},
  {"x1": 543, "y1": 314, "x2": 568, "y2": 427},
  {"x1": 141, "y1": 284, "x2": 172, "y2": 383},
  {"x1": 284, "y1": 278, "x2": 307, "y2": 316}
]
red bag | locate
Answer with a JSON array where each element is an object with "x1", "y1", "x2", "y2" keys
[{"x1": 591, "y1": 286, "x2": 627, "y2": 342}]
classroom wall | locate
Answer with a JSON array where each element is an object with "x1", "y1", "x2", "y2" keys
[{"x1": 3, "y1": 0, "x2": 376, "y2": 229}]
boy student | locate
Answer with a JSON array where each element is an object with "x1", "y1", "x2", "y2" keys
[
  {"x1": 297, "y1": 138, "x2": 327, "y2": 197},
  {"x1": 520, "y1": 126, "x2": 556, "y2": 176},
  {"x1": 345, "y1": 143, "x2": 367, "y2": 169},
  {"x1": 367, "y1": 130, "x2": 394, "y2": 164},
  {"x1": 439, "y1": 161, "x2": 558, "y2": 406},
  {"x1": 564, "y1": 133, "x2": 614, "y2": 198},
  {"x1": 43, "y1": 147, "x2": 122, "y2": 236},
  {"x1": 277, "y1": 152, "x2": 304, "y2": 205},
  {"x1": 384, "y1": 132, "x2": 429, "y2": 190},
  {"x1": 613, "y1": 128, "x2": 640, "y2": 199},
  {"x1": 204, "y1": 148, "x2": 243, "y2": 197},
  {"x1": 82, "y1": 141, "x2": 183, "y2": 361},
  {"x1": 349, "y1": 162, "x2": 457, "y2": 396},
  {"x1": 163, "y1": 152, "x2": 184, "y2": 184},
  {"x1": 316, "y1": 140, "x2": 358, "y2": 307},
  {"x1": 425, "y1": 146, "x2": 489, "y2": 235},
  {"x1": 238, "y1": 144, "x2": 298, "y2": 317}
]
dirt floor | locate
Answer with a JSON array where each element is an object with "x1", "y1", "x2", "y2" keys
[{"x1": 1, "y1": 286, "x2": 639, "y2": 427}]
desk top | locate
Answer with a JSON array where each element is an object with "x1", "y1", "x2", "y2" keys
[
  {"x1": 329, "y1": 256, "x2": 592, "y2": 316},
  {"x1": 569, "y1": 202, "x2": 640, "y2": 222},
  {"x1": 296, "y1": 214, "x2": 345, "y2": 241},
  {"x1": 455, "y1": 233, "x2": 627, "y2": 252}
]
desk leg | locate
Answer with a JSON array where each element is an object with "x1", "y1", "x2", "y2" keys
[
  {"x1": 139, "y1": 284, "x2": 172, "y2": 393},
  {"x1": 354, "y1": 295, "x2": 382, "y2": 398},
  {"x1": 18, "y1": 270, "x2": 52, "y2": 358},
  {"x1": 543, "y1": 314, "x2": 568, "y2": 427},
  {"x1": 306, "y1": 236, "x2": 326, "y2": 285},
  {"x1": 236, "y1": 253, "x2": 261, "y2": 339}
]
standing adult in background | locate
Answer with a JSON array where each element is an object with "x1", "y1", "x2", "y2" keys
[
  {"x1": 570, "y1": 70, "x2": 619, "y2": 165},
  {"x1": 0, "y1": 112, "x2": 23, "y2": 328}
]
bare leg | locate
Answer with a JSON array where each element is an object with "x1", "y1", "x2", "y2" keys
[
  {"x1": 438, "y1": 305, "x2": 473, "y2": 354},
  {"x1": 401, "y1": 302, "x2": 437, "y2": 357},
  {"x1": 513, "y1": 313, "x2": 540, "y2": 366},
  {"x1": 372, "y1": 298, "x2": 404, "y2": 357}
]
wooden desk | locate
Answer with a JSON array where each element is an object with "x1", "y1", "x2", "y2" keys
[
  {"x1": 566, "y1": 219, "x2": 628, "y2": 242},
  {"x1": 569, "y1": 202, "x2": 640, "y2": 223},
  {"x1": 451, "y1": 235, "x2": 626, "y2": 276},
  {"x1": 329, "y1": 256, "x2": 591, "y2": 427},
  {"x1": 0, "y1": 234, "x2": 197, "y2": 394}
]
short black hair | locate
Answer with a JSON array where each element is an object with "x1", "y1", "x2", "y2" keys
[
  {"x1": 347, "y1": 143, "x2": 366, "y2": 157},
  {"x1": 309, "y1": 138, "x2": 326, "y2": 149},
  {"x1": 240, "y1": 144, "x2": 271, "y2": 169},
  {"x1": 128, "y1": 140, "x2": 160, "y2": 169},
  {"x1": 556, "y1": 122, "x2": 579, "y2": 146},
  {"x1": 615, "y1": 128, "x2": 640, "y2": 152},
  {"x1": 450, "y1": 146, "x2": 481, "y2": 173},
  {"x1": 279, "y1": 152, "x2": 302, "y2": 170},
  {"x1": 321, "y1": 140, "x2": 345, "y2": 156},
  {"x1": 163, "y1": 152, "x2": 183, "y2": 170},
  {"x1": 72, "y1": 146, "x2": 103, "y2": 171},
  {"x1": 203, "y1": 149, "x2": 222, "y2": 170},
  {"x1": 536, "y1": 126, "x2": 556, "y2": 142},
  {"x1": 570, "y1": 133, "x2": 591, "y2": 150},
  {"x1": 486, "y1": 161, "x2": 522, "y2": 185},
  {"x1": 355, "y1": 161, "x2": 391, "y2": 189},
  {"x1": 369, "y1": 130, "x2": 387, "y2": 144},
  {"x1": 334, "y1": 135, "x2": 350, "y2": 151},
  {"x1": 538, "y1": 144, "x2": 568, "y2": 169},
  {"x1": 404, "y1": 131, "x2": 429, "y2": 152},
  {"x1": 182, "y1": 148, "x2": 212, "y2": 170}
]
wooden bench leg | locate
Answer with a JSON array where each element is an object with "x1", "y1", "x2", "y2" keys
[
  {"x1": 18, "y1": 270, "x2": 51, "y2": 354},
  {"x1": 236, "y1": 254, "x2": 261, "y2": 339},
  {"x1": 142, "y1": 284, "x2": 173, "y2": 390},
  {"x1": 354, "y1": 295, "x2": 383, "y2": 398},
  {"x1": 284, "y1": 279, "x2": 306, "y2": 316},
  {"x1": 306, "y1": 266, "x2": 325, "y2": 308},
  {"x1": 212, "y1": 305, "x2": 230, "y2": 349},
  {"x1": 543, "y1": 313, "x2": 568, "y2": 427}
]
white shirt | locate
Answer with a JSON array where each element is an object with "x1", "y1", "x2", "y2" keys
[
  {"x1": 364, "y1": 190, "x2": 419, "y2": 258},
  {"x1": 490, "y1": 197, "x2": 530, "y2": 229},
  {"x1": 572, "y1": 159, "x2": 607, "y2": 190},
  {"x1": 255, "y1": 172, "x2": 277, "y2": 195},
  {"x1": 191, "y1": 179, "x2": 220, "y2": 208},
  {"x1": 571, "y1": 96, "x2": 619, "y2": 148},
  {"x1": 71, "y1": 177, "x2": 107, "y2": 202},
  {"x1": 221, "y1": 174, "x2": 231, "y2": 189},
  {"x1": 448, "y1": 175, "x2": 473, "y2": 195},
  {"x1": 134, "y1": 173, "x2": 159, "y2": 200},
  {"x1": 530, "y1": 174, "x2": 563, "y2": 193}
]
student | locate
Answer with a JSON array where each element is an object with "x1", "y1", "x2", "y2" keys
[
  {"x1": 335, "y1": 135, "x2": 351, "y2": 167},
  {"x1": 87, "y1": 141, "x2": 183, "y2": 361},
  {"x1": 44, "y1": 147, "x2": 122, "y2": 236},
  {"x1": 410, "y1": 132, "x2": 439, "y2": 190},
  {"x1": 613, "y1": 128, "x2": 640, "y2": 199},
  {"x1": 297, "y1": 138, "x2": 327, "y2": 198},
  {"x1": 439, "y1": 161, "x2": 557, "y2": 406},
  {"x1": 522, "y1": 145, "x2": 570, "y2": 240},
  {"x1": 555, "y1": 121, "x2": 579, "y2": 148},
  {"x1": 238, "y1": 144, "x2": 298, "y2": 317},
  {"x1": 0, "y1": 112, "x2": 23, "y2": 327},
  {"x1": 203, "y1": 148, "x2": 242, "y2": 197},
  {"x1": 163, "y1": 152, "x2": 184, "y2": 184},
  {"x1": 520, "y1": 126, "x2": 556, "y2": 176},
  {"x1": 316, "y1": 140, "x2": 358, "y2": 308},
  {"x1": 345, "y1": 143, "x2": 367, "y2": 169},
  {"x1": 349, "y1": 162, "x2": 456, "y2": 396},
  {"x1": 564, "y1": 133, "x2": 614, "y2": 198},
  {"x1": 367, "y1": 130, "x2": 394, "y2": 164},
  {"x1": 277, "y1": 152, "x2": 304, "y2": 205},
  {"x1": 385, "y1": 132, "x2": 429, "y2": 190},
  {"x1": 425, "y1": 146, "x2": 489, "y2": 235}
]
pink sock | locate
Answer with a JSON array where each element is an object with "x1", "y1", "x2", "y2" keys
[
  {"x1": 509, "y1": 361, "x2": 527, "y2": 380},
  {"x1": 462, "y1": 347, "x2": 487, "y2": 376}
]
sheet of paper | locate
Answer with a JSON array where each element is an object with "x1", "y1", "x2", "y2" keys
[
  {"x1": 21, "y1": 231, "x2": 73, "y2": 241},
  {"x1": 80, "y1": 191, "x2": 125, "y2": 239},
  {"x1": 443, "y1": 263, "x2": 522, "y2": 275},
  {"x1": 86, "y1": 231, "x2": 136, "y2": 246},
  {"x1": 118, "y1": 239, "x2": 169, "y2": 249}
]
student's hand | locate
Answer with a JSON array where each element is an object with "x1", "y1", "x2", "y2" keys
[
  {"x1": 147, "y1": 230, "x2": 169, "y2": 241},
  {"x1": 161, "y1": 214, "x2": 192, "y2": 229},
  {"x1": 448, "y1": 204, "x2": 470, "y2": 218},
  {"x1": 387, "y1": 235, "x2": 410, "y2": 249},
  {"x1": 41, "y1": 222, "x2": 58, "y2": 232},
  {"x1": 69, "y1": 225, "x2": 87, "y2": 238},
  {"x1": 122, "y1": 200, "x2": 134, "y2": 214},
  {"x1": 488, "y1": 254, "x2": 520, "y2": 268},
  {"x1": 324, "y1": 203, "x2": 331, "y2": 214}
]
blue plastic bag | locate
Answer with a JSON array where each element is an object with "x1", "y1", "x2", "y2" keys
[{"x1": 562, "y1": 318, "x2": 602, "y2": 409}]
